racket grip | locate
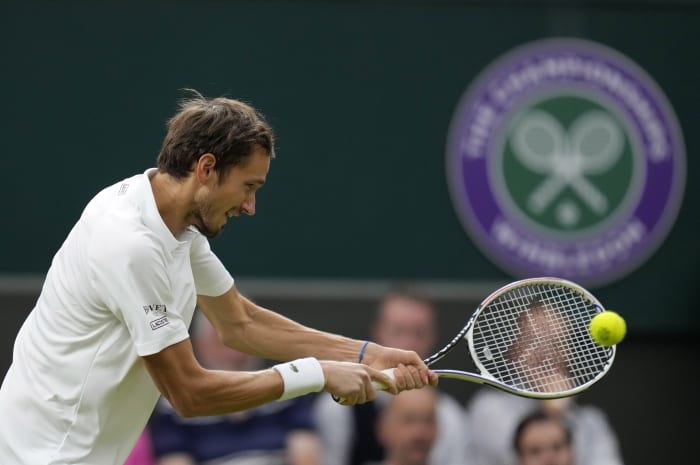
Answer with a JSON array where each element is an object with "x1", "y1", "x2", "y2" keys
[
  {"x1": 372, "y1": 367, "x2": 396, "y2": 390},
  {"x1": 333, "y1": 368, "x2": 396, "y2": 404}
]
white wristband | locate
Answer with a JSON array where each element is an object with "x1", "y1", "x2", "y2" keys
[{"x1": 273, "y1": 357, "x2": 325, "y2": 401}]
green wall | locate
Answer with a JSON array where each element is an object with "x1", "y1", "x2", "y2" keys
[{"x1": 1, "y1": 0, "x2": 698, "y2": 331}]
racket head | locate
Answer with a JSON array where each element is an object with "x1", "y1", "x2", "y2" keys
[{"x1": 466, "y1": 277, "x2": 615, "y2": 398}]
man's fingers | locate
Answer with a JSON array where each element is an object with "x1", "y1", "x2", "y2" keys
[
  {"x1": 405, "y1": 364, "x2": 421, "y2": 389},
  {"x1": 428, "y1": 369, "x2": 439, "y2": 386},
  {"x1": 327, "y1": 356, "x2": 437, "y2": 405},
  {"x1": 329, "y1": 363, "x2": 385, "y2": 405},
  {"x1": 390, "y1": 364, "x2": 438, "y2": 392},
  {"x1": 368, "y1": 366, "x2": 398, "y2": 395},
  {"x1": 393, "y1": 364, "x2": 416, "y2": 390}
]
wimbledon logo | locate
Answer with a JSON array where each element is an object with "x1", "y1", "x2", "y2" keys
[{"x1": 446, "y1": 39, "x2": 685, "y2": 287}]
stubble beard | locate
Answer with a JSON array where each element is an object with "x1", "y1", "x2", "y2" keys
[{"x1": 192, "y1": 209, "x2": 223, "y2": 238}]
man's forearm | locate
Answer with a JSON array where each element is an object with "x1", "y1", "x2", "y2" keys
[{"x1": 224, "y1": 298, "x2": 365, "y2": 363}]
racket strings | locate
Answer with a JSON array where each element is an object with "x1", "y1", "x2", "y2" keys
[{"x1": 471, "y1": 283, "x2": 611, "y2": 394}]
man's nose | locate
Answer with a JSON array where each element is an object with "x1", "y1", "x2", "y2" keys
[{"x1": 242, "y1": 194, "x2": 256, "y2": 216}]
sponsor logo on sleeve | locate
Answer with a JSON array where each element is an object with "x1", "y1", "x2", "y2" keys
[
  {"x1": 144, "y1": 305, "x2": 169, "y2": 330},
  {"x1": 143, "y1": 304, "x2": 167, "y2": 316},
  {"x1": 150, "y1": 316, "x2": 170, "y2": 331}
]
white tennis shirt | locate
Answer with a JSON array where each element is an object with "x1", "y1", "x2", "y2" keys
[{"x1": 0, "y1": 169, "x2": 234, "y2": 465}]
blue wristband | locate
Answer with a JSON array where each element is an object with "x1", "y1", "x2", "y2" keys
[{"x1": 358, "y1": 340, "x2": 370, "y2": 363}]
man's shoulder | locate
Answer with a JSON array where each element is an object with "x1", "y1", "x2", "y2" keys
[
  {"x1": 84, "y1": 179, "x2": 165, "y2": 268},
  {"x1": 84, "y1": 173, "x2": 157, "y2": 239},
  {"x1": 83, "y1": 172, "x2": 145, "y2": 220}
]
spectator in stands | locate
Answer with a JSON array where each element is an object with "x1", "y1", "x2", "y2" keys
[
  {"x1": 364, "y1": 388, "x2": 438, "y2": 465},
  {"x1": 149, "y1": 311, "x2": 321, "y2": 465},
  {"x1": 465, "y1": 390, "x2": 623, "y2": 465},
  {"x1": 513, "y1": 411, "x2": 572, "y2": 465},
  {"x1": 314, "y1": 289, "x2": 468, "y2": 465}
]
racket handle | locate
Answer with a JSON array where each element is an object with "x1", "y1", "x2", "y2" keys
[
  {"x1": 334, "y1": 368, "x2": 396, "y2": 404},
  {"x1": 372, "y1": 367, "x2": 396, "y2": 390}
]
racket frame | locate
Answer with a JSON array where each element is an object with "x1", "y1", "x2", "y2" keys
[{"x1": 425, "y1": 277, "x2": 616, "y2": 399}]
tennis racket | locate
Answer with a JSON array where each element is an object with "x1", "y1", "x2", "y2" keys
[{"x1": 355, "y1": 277, "x2": 616, "y2": 400}]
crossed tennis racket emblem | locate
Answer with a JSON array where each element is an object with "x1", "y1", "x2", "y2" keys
[{"x1": 510, "y1": 109, "x2": 623, "y2": 221}]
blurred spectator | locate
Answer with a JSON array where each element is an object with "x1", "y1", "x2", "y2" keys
[
  {"x1": 465, "y1": 389, "x2": 623, "y2": 465},
  {"x1": 364, "y1": 388, "x2": 439, "y2": 465},
  {"x1": 149, "y1": 311, "x2": 320, "y2": 465},
  {"x1": 513, "y1": 411, "x2": 572, "y2": 465},
  {"x1": 314, "y1": 289, "x2": 468, "y2": 465},
  {"x1": 124, "y1": 428, "x2": 156, "y2": 465}
]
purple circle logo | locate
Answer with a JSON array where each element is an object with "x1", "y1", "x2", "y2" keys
[{"x1": 446, "y1": 38, "x2": 685, "y2": 287}]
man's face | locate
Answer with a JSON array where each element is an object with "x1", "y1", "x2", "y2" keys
[
  {"x1": 192, "y1": 146, "x2": 269, "y2": 238},
  {"x1": 518, "y1": 420, "x2": 573, "y2": 465},
  {"x1": 373, "y1": 296, "x2": 436, "y2": 359},
  {"x1": 378, "y1": 389, "x2": 437, "y2": 465}
]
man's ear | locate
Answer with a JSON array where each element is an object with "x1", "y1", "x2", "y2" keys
[{"x1": 195, "y1": 153, "x2": 217, "y2": 183}]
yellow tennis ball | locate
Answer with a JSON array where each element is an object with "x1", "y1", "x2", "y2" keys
[{"x1": 589, "y1": 311, "x2": 626, "y2": 346}]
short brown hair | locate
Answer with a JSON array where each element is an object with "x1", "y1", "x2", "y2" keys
[{"x1": 157, "y1": 90, "x2": 275, "y2": 180}]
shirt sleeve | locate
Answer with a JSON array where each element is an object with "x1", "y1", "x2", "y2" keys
[
  {"x1": 190, "y1": 234, "x2": 234, "y2": 297},
  {"x1": 89, "y1": 228, "x2": 191, "y2": 356}
]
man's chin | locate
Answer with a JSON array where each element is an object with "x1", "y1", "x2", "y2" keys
[{"x1": 194, "y1": 223, "x2": 224, "y2": 239}]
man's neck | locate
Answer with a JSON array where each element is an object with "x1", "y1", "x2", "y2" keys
[{"x1": 149, "y1": 171, "x2": 195, "y2": 236}]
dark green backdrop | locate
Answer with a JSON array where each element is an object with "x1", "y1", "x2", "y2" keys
[{"x1": 1, "y1": 0, "x2": 698, "y2": 331}]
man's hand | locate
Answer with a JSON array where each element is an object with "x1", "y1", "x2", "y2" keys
[
  {"x1": 318, "y1": 343, "x2": 438, "y2": 405},
  {"x1": 320, "y1": 361, "x2": 395, "y2": 405},
  {"x1": 361, "y1": 343, "x2": 438, "y2": 391}
]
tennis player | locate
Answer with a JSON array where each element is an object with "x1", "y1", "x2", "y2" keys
[{"x1": 0, "y1": 92, "x2": 437, "y2": 465}]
